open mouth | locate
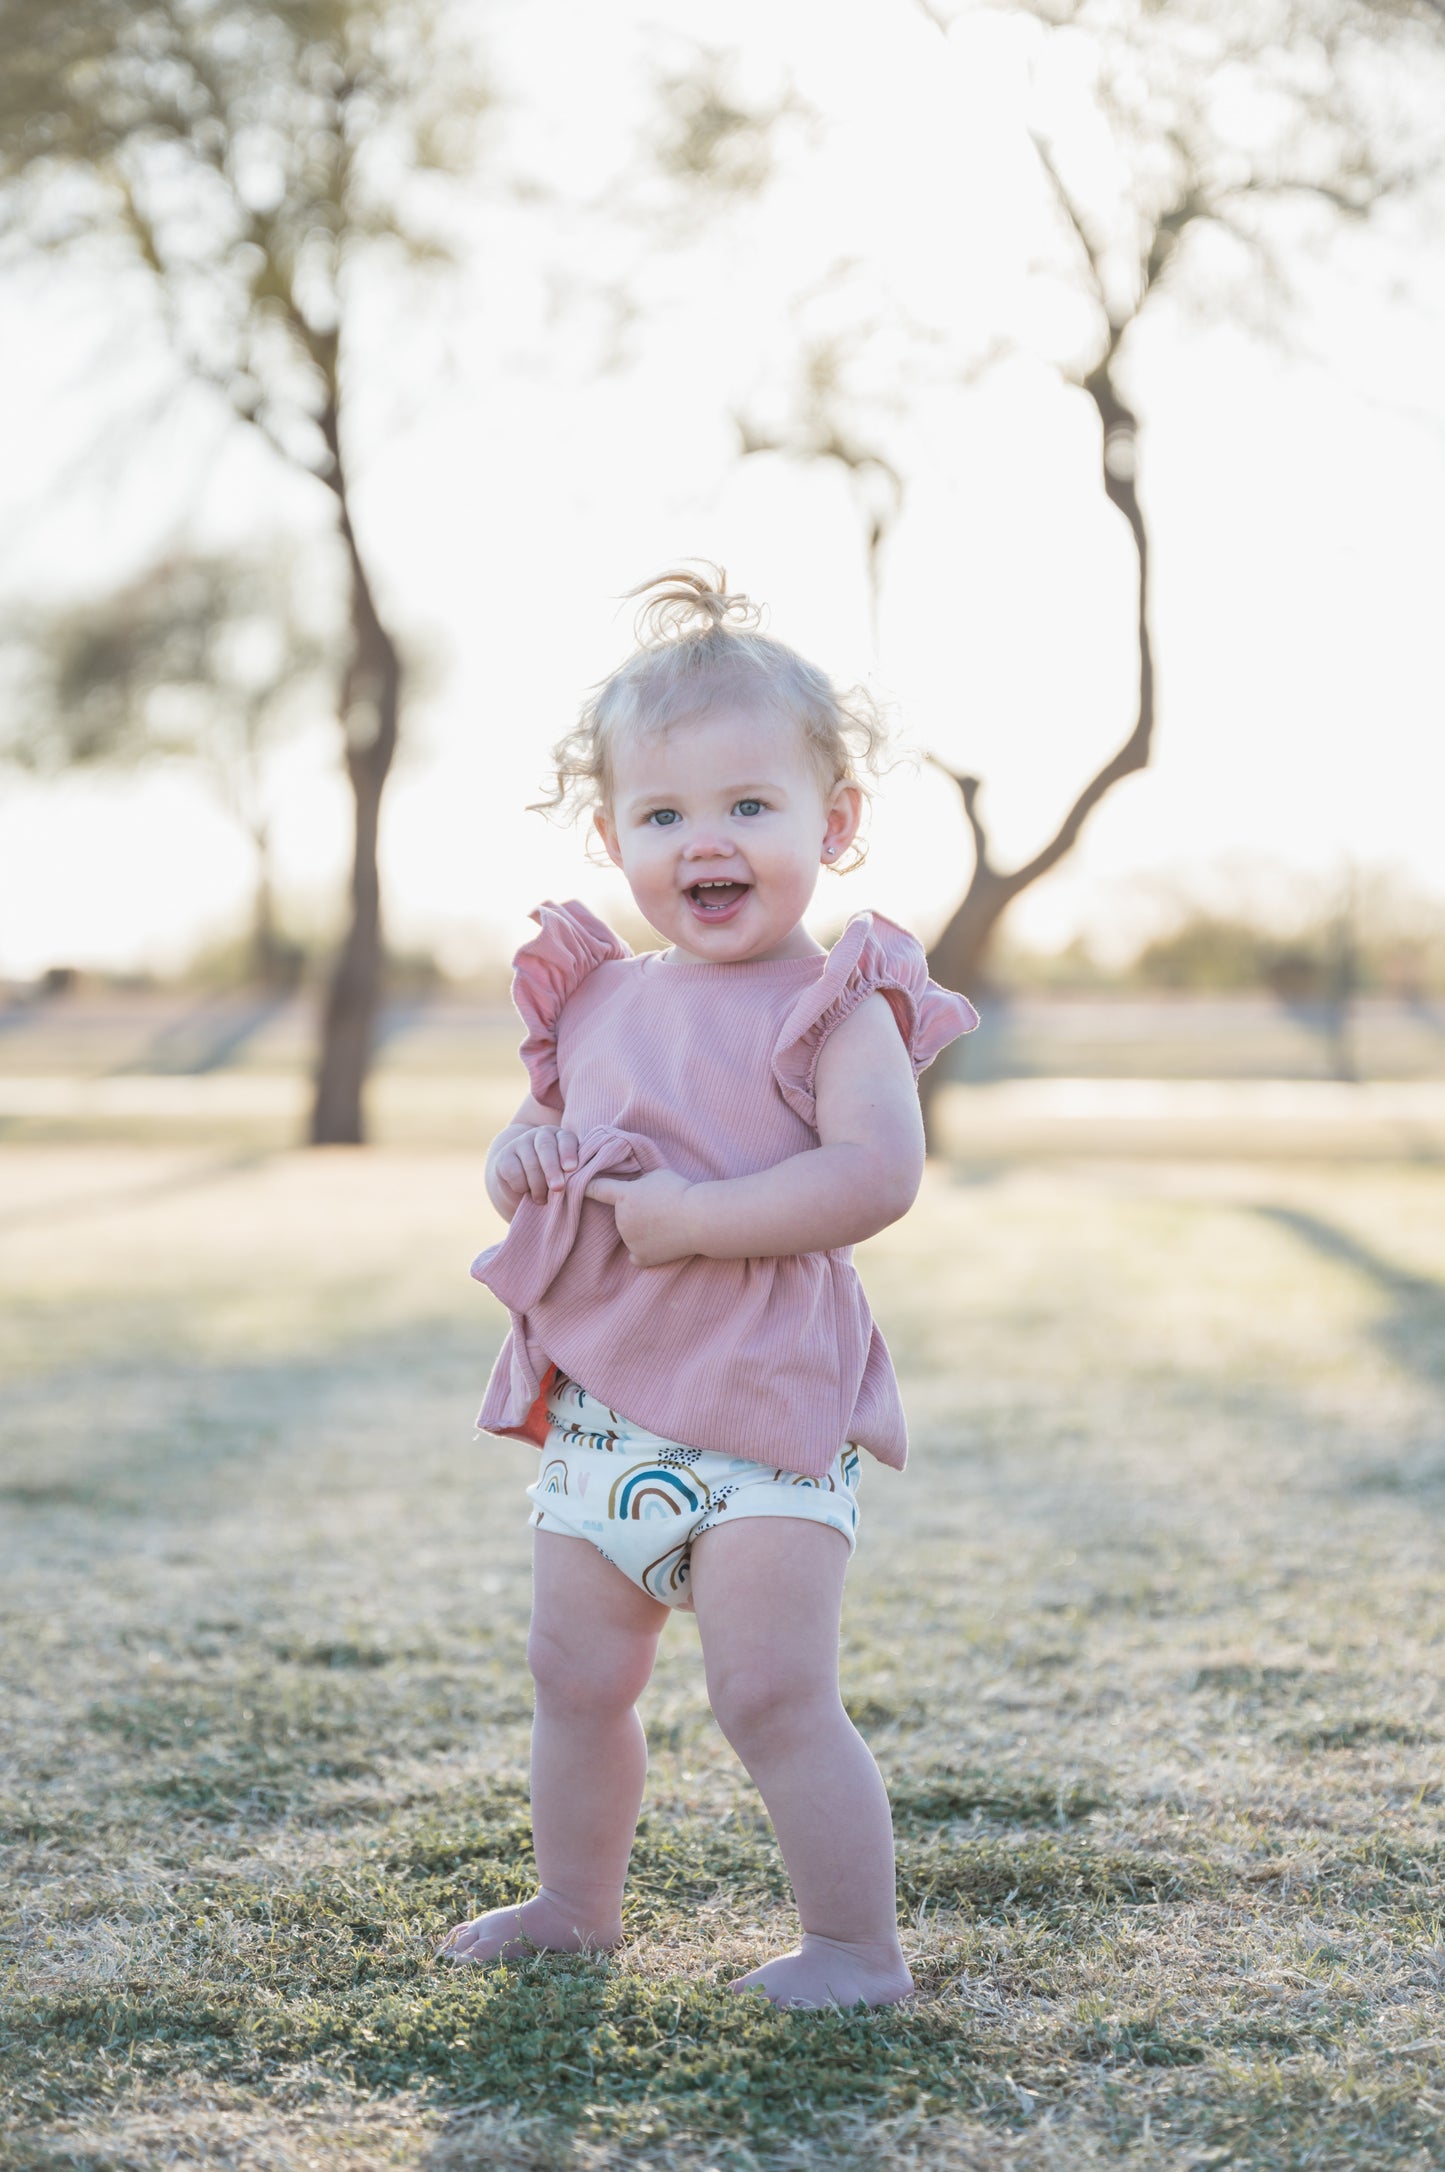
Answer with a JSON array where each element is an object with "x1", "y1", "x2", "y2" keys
[{"x1": 685, "y1": 879, "x2": 751, "y2": 919}]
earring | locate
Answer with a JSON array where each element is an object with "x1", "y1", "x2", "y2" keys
[{"x1": 824, "y1": 843, "x2": 836, "y2": 859}]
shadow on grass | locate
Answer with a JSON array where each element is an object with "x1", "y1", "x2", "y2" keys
[
  {"x1": 0, "y1": 1147, "x2": 277, "y2": 1239},
  {"x1": 391, "y1": 1773, "x2": 1182, "y2": 1925},
  {"x1": 888, "y1": 1770, "x2": 1107, "y2": 1829},
  {"x1": 5, "y1": 1964, "x2": 988, "y2": 2153},
  {"x1": 12, "y1": 1777, "x2": 1431, "y2": 2169},
  {"x1": 1, "y1": 1316, "x2": 524, "y2": 1844},
  {"x1": 1, "y1": 1313, "x2": 493, "y2": 1522},
  {"x1": 897, "y1": 1831, "x2": 1189, "y2": 1913},
  {"x1": 392, "y1": 1791, "x2": 792, "y2": 1923},
  {"x1": 1254, "y1": 1203, "x2": 1445, "y2": 1392},
  {"x1": 111, "y1": 992, "x2": 297, "y2": 1077}
]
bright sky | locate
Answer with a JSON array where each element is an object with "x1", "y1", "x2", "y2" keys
[{"x1": 1, "y1": 0, "x2": 1442, "y2": 980}]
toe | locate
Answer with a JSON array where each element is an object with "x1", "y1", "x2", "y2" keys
[{"x1": 437, "y1": 1920, "x2": 497, "y2": 1962}]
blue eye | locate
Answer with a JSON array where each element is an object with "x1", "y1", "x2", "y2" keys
[
  {"x1": 647, "y1": 809, "x2": 680, "y2": 826},
  {"x1": 734, "y1": 798, "x2": 764, "y2": 817}
]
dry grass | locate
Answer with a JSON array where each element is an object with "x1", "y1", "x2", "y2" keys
[{"x1": 2, "y1": 1143, "x2": 1443, "y2": 2171}]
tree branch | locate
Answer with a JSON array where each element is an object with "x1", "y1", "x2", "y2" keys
[
  {"x1": 1005, "y1": 704, "x2": 1150, "y2": 898},
  {"x1": 734, "y1": 339, "x2": 906, "y2": 648},
  {"x1": 925, "y1": 753, "x2": 993, "y2": 874},
  {"x1": 1031, "y1": 130, "x2": 1112, "y2": 320}
]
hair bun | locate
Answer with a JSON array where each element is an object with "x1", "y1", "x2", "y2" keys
[{"x1": 626, "y1": 563, "x2": 761, "y2": 646}]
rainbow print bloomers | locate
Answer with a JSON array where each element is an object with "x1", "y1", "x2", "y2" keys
[{"x1": 526, "y1": 1372, "x2": 860, "y2": 1609}]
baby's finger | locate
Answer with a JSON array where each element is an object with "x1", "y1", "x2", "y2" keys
[
  {"x1": 556, "y1": 1128, "x2": 580, "y2": 1172},
  {"x1": 585, "y1": 1177, "x2": 623, "y2": 1205},
  {"x1": 534, "y1": 1128, "x2": 568, "y2": 1191},
  {"x1": 495, "y1": 1146, "x2": 530, "y2": 1203},
  {"x1": 514, "y1": 1137, "x2": 551, "y2": 1202}
]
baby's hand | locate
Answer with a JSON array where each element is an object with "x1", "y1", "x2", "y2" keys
[
  {"x1": 586, "y1": 1167, "x2": 695, "y2": 1267},
  {"x1": 493, "y1": 1125, "x2": 580, "y2": 1210}
]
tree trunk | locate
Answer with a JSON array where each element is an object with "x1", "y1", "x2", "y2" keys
[
  {"x1": 310, "y1": 735, "x2": 391, "y2": 1142},
  {"x1": 310, "y1": 443, "x2": 402, "y2": 1146},
  {"x1": 1325, "y1": 869, "x2": 1360, "y2": 1086},
  {"x1": 919, "y1": 361, "x2": 1155, "y2": 1155},
  {"x1": 247, "y1": 818, "x2": 288, "y2": 990},
  {"x1": 919, "y1": 864, "x2": 1018, "y2": 1143}
]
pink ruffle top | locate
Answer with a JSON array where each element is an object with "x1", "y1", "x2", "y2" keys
[{"x1": 471, "y1": 900, "x2": 979, "y2": 1477}]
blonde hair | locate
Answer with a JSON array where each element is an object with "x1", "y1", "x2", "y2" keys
[{"x1": 532, "y1": 563, "x2": 888, "y2": 872}]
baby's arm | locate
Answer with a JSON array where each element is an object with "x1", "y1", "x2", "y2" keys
[
  {"x1": 589, "y1": 994, "x2": 925, "y2": 1263},
  {"x1": 487, "y1": 1093, "x2": 580, "y2": 1221}
]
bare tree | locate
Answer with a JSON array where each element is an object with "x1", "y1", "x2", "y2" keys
[
  {"x1": 0, "y1": 0, "x2": 489, "y2": 1139},
  {"x1": 660, "y1": 5, "x2": 1437, "y2": 1138},
  {"x1": 914, "y1": 0, "x2": 1436, "y2": 1093},
  {"x1": 3, "y1": 553, "x2": 336, "y2": 986}
]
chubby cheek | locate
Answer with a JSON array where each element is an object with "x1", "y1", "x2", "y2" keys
[
  {"x1": 625, "y1": 845, "x2": 675, "y2": 897},
  {"x1": 768, "y1": 849, "x2": 821, "y2": 906},
  {"x1": 620, "y1": 850, "x2": 681, "y2": 921}
]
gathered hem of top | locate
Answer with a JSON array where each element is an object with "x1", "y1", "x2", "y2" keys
[{"x1": 476, "y1": 1342, "x2": 905, "y2": 1480}]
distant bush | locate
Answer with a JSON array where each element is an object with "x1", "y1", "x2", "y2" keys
[
  {"x1": 989, "y1": 935, "x2": 1118, "y2": 992},
  {"x1": 1132, "y1": 919, "x2": 1349, "y2": 998},
  {"x1": 1135, "y1": 917, "x2": 1281, "y2": 993},
  {"x1": 1133, "y1": 902, "x2": 1445, "y2": 998},
  {"x1": 997, "y1": 879, "x2": 1445, "y2": 998},
  {"x1": 175, "y1": 932, "x2": 448, "y2": 999},
  {"x1": 383, "y1": 947, "x2": 448, "y2": 999}
]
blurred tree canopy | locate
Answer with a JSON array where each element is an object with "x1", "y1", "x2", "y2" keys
[
  {"x1": 0, "y1": 0, "x2": 490, "y2": 1140},
  {"x1": 3, "y1": 552, "x2": 336, "y2": 987}
]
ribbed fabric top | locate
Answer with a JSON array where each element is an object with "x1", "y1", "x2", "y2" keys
[{"x1": 471, "y1": 899, "x2": 979, "y2": 1477}]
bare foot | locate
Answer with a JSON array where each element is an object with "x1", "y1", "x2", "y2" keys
[
  {"x1": 437, "y1": 1889, "x2": 622, "y2": 1966},
  {"x1": 728, "y1": 1935, "x2": 915, "y2": 2010}
]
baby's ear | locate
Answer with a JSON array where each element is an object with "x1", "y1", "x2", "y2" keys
[
  {"x1": 823, "y1": 780, "x2": 864, "y2": 860},
  {"x1": 593, "y1": 807, "x2": 624, "y2": 869}
]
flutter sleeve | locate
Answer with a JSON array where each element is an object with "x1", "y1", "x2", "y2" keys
[
  {"x1": 771, "y1": 912, "x2": 980, "y2": 1128},
  {"x1": 513, "y1": 899, "x2": 632, "y2": 1112}
]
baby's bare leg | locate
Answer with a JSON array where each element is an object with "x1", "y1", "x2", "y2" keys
[
  {"x1": 439, "y1": 1530, "x2": 668, "y2": 1964},
  {"x1": 689, "y1": 1518, "x2": 912, "y2": 2010}
]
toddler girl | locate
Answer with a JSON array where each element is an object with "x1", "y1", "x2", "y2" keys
[{"x1": 441, "y1": 567, "x2": 977, "y2": 2008}]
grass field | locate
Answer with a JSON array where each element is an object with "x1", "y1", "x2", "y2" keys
[{"x1": 2, "y1": 1134, "x2": 1443, "y2": 2171}]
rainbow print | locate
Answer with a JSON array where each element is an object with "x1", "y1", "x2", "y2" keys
[{"x1": 608, "y1": 1463, "x2": 712, "y2": 1521}]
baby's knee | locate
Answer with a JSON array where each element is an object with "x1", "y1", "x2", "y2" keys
[
  {"x1": 527, "y1": 1619, "x2": 653, "y2": 1719},
  {"x1": 706, "y1": 1663, "x2": 837, "y2": 1756}
]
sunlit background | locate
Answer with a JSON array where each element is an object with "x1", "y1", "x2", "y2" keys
[{"x1": 2, "y1": 0, "x2": 1443, "y2": 1123}]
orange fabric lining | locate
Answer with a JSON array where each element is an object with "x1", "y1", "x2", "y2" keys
[{"x1": 520, "y1": 1363, "x2": 557, "y2": 1447}]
